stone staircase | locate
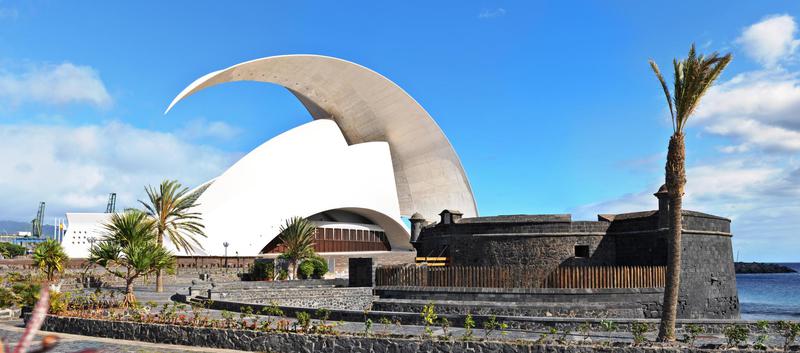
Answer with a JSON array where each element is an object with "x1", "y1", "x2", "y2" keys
[{"x1": 371, "y1": 298, "x2": 646, "y2": 318}]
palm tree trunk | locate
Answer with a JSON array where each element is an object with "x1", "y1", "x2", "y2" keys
[
  {"x1": 658, "y1": 133, "x2": 686, "y2": 342},
  {"x1": 156, "y1": 233, "x2": 164, "y2": 293},
  {"x1": 124, "y1": 279, "x2": 136, "y2": 308}
]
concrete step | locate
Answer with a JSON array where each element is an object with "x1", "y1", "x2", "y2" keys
[{"x1": 371, "y1": 298, "x2": 645, "y2": 318}]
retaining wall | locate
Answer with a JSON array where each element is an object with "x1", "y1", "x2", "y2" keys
[
  {"x1": 33, "y1": 315, "x2": 779, "y2": 353},
  {"x1": 373, "y1": 286, "x2": 663, "y2": 318}
]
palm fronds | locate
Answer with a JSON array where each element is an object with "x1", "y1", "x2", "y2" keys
[
  {"x1": 649, "y1": 44, "x2": 732, "y2": 134},
  {"x1": 31, "y1": 240, "x2": 68, "y2": 282},
  {"x1": 140, "y1": 179, "x2": 206, "y2": 254}
]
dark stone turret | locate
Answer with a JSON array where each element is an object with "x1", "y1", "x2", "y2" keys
[
  {"x1": 438, "y1": 209, "x2": 463, "y2": 225},
  {"x1": 654, "y1": 184, "x2": 670, "y2": 229},
  {"x1": 409, "y1": 212, "x2": 426, "y2": 244}
]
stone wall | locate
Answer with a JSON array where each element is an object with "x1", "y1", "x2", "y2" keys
[
  {"x1": 373, "y1": 286, "x2": 663, "y2": 318},
  {"x1": 213, "y1": 287, "x2": 374, "y2": 311},
  {"x1": 33, "y1": 315, "x2": 784, "y2": 353},
  {"x1": 412, "y1": 209, "x2": 738, "y2": 319}
]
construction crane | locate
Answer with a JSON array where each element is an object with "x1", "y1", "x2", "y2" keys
[
  {"x1": 31, "y1": 202, "x2": 45, "y2": 238},
  {"x1": 105, "y1": 193, "x2": 117, "y2": 213}
]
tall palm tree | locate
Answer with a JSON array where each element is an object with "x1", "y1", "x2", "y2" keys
[
  {"x1": 649, "y1": 44, "x2": 731, "y2": 341},
  {"x1": 32, "y1": 239, "x2": 69, "y2": 282},
  {"x1": 140, "y1": 179, "x2": 206, "y2": 292},
  {"x1": 89, "y1": 210, "x2": 176, "y2": 306},
  {"x1": 277, "y1": 217, "x2": 317, "y2": 280}
]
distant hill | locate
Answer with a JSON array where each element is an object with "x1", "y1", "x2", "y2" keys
[
  {"x1": 0, "y1": 220, "x2": 55, "y2": 236},
  {"x1": 735, "y1": 262, "x2": 798, "y2": 274}
]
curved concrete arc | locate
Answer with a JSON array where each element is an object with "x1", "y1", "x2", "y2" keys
[
  {"x1": 166, "y1": 54, "x2": 477, "y2": 221},
  {"x1": 180, "y1": 120, "x2": 411, "y2": 256}
]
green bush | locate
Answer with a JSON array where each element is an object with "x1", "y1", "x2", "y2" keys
[
  {"x1": 11, "y1": 282, "x2": 41, "y2": 307},
  {"x1": 631, "y1": 322, "x2": 650, "y2": 345},
  {"x1": 0, "y1": 242, "x2": 26, "y2": 258},
  {"x1": 0, "y1": 287, "x2": 20, "y2": 308},
  {"x1": 308, "y1": 256, "x2": 328, "y2": 278},
  {"x1": 251, "y1": 261, "x2": 274, "y2": 281},
  {"x1": 278, "y1": 269, "x2": 289, "y2": 280},
  {"x1": 723, "y1": 324, "x2": 749, "y2": 347},
  {"x1": 298, "y1": 261, "x2": 315, "y2": 279}
]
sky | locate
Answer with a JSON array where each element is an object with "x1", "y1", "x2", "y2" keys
[{"x1": 0, "y1": 1, "x2": 798, "y2": 261}]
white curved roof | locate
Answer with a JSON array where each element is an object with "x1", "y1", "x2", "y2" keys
[
  {"x1": 166, "y1": 54, "x2": 477, "y2": 221},
  {"x1": 188, "y1": 120, "x2": 411, "y2": 256}
]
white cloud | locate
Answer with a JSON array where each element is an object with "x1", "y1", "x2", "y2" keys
[
  {"x1": 692, "y1": 15, "x2": 800, "y2": 152},
  {"x1": 736, "y1": 14, "x2": 800, "y2": 67},
  {"x1": 180, "y1": 118, "x2": 242, "y2": 141},
  {"x1": 573, "y1": 158, "x2": 800, "y2": 261},
  {"x1": 576, "y1": 15, "x2": 800, "y2": 261},
  {"x1": 478, "y1": 8, "x2": 506, "y2": 19},
  {"x1": 706, "y1": 117, "x2": 800, "y2": 152},
  {"x1": 0, "y1": 62, "x2": 112, "y2": 108},
  {"x1": 0, "y1": 121, "x2": 237, "y2": 221}
]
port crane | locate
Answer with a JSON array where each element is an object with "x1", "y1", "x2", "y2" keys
[
  {"x1": 31, "y1": 202, "x2": 45, "y2": 238},
  {"x1": 105, "y1": 193, "x2": 117, "y2": 213}
]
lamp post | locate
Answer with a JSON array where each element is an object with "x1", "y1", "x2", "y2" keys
[
  {"x1": 223, "y1": 242, "x2": 229, "y2": 273},
  {"x1": 236, "y1": 251, "x2": 240, "y2": 274}
]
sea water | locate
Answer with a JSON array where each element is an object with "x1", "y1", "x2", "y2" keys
[{"x1": 737, "y1": 263, "x2": 800, "y2": 320}]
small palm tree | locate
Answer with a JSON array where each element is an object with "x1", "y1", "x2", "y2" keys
[
  {"x1": 277, "y1": 217, "x2": 317, "y2": 280},
  {"x1": 32, "y1": 239, "x2": 68, "y2": 282},
  {"x1": 649, "y1": 44, "x2": 731, "y2": 342},
  {"x1": 140, "y1": 179, "x2": 206, "y2": 292},
  {"x1": 89, "y1": 210, "x2": 176, "y2": 306}
]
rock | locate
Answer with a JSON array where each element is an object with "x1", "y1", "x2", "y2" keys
[{"x1": 734, "y1": 262, "x2": 797, "y2": 274}]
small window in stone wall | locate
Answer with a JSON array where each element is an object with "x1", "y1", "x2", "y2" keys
[{"x1": 574, "y1": 245, "x2": 590, "y2": 258}]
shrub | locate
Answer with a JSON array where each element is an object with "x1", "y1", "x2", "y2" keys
[
  {"x1": 12, "y1": 282, "x2": 41, "y2": 307},
  {"x1": 631, "y1": 322, "x2": 650, "y2": 345},
  {"x1": 682, "y1": 324, "x2": 705, "y2": 347},
  {"x1": 778, "y1": 321, "x2": 800, "y2": 351},
  {"x1": 483, "y1": 315, "x2": 507, "y2": 339},
  {"x1": 754, "y1": 320, "x2": 769, "y2": 350},
  {"x1": 49, "y1": 292, "x2": 70, "y2": 315},
  {"x1": 296, "y1": 311, "x2": 311, "y2": 333},
  {"x1": 600, "y1": 319, "x2": 618, "y2": 332},
  {"x1": 278, "y1": 269, "x2": 289, "y2": 280},
  {"x1": 251, "y1": 261, "x2": 274, "y2": 281},
  {"x1": 723, "y1": 324, "x2": 749, "y2": 347},
  {"x1": 0, "y1": 242, "x2": 26, "y2": 258},
  {"x1": 0, "y1": 287, "x2": 20, "y2": 308},
  {"x1": 421, "y1": 302, "x2": 437, "y2": 338},
  {"x1": 463, "y1": 313, "x2": 476, "y2": 341},
  {"x1": 310, "y1": 256, "x2": 328, "y2": 278},
  {"x1": 298, "y1": 261, "x2": 315, "y2": 279}
]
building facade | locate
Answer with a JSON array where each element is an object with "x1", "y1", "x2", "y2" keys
[{"x1": 412, "y1": 186, "x2": 739, "y2": 319}]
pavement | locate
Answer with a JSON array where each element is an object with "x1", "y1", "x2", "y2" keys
[{"x1": 0, "y1": 319, "x2": 244, "y2": 353}]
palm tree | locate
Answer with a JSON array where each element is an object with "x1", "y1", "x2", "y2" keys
[
  {"x1": 649, "y1": 44, "x2": 731, "y2": 341},
  {"x1": 32, "y1": 239, "x2": 69, "y2": 282},
  {"x1": 277, "y1": 217, "x2": 317, "y2": 280},
  {"x1": 89, "y1": 210, "x2": 176, "y2": 306},
  {"x1": 140, "y1": 179, "x2": 206, "y2": 292}
]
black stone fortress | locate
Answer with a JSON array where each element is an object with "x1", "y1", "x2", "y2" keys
[{"x1": 410, "y1": 185, "x2": 739, "y2": 319}]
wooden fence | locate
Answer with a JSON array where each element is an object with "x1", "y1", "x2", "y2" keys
[{"x1": 374, "y1": 265, "x2": 666, "y2": 289}]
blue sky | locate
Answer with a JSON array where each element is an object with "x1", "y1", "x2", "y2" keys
[{"x1": 0, "y1": 1, "x2": 799, "y2": 261}]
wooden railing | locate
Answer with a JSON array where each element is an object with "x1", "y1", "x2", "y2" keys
[{"x1": 374, "y1": 265, "x2": 666, "y2": 289}]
